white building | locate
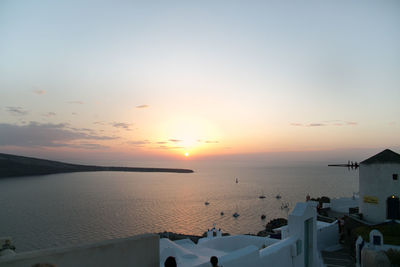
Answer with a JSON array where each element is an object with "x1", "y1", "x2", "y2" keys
[
  {"x1": 159, "y1": 201, "x2": 327, "y2": 267},
  {"x1": 359, "y1": 149, "x2": 400, "y2": 223},
  {"x1": 1, "y1": 201, "x2": 338, "y2": 267}
]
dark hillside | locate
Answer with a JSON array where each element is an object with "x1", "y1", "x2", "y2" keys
[{"x1": 0, "y1": 153, "x2": 193, "y2": 178}]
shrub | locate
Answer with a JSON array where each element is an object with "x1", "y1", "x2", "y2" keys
[{"x1": 385, "y1": 249, "x2": 400, "y2": 266}]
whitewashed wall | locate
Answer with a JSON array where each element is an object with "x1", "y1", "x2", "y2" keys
[
  {"x1": 288, "y1": 202, "x2": 319, "y2": 267},
  {"x1": 197, "y1": 235, "x2": 278, "y2": 252},
  {"x1": 195, "y1": 245, "x2": 260, "y2": 267},
  {"x1": 317, "y1": 221, "x2": 339, "y2": 250},
  {"x1": 356, "y1": 230, "x2": 400, "y2": 267},
  {"x1": 258, "y1": 237, "x2": 296, "y2": 267},
  {"x1": 0, "y1": 234, "x2": 159, "y2": 267},
  {"x1": 359, "y1": 163, "x2": 400, "y2": 223},
  {"x1": 329, "y1": 197, "x2": 358, "y2": 213}
]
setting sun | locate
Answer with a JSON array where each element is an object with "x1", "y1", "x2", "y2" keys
[{"x1": 184, "y1": 152, "x2": 189, "y2": 157}]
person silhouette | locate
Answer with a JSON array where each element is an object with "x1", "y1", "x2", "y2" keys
[
  {"x1": 164, "y1": 256, "x2": 177, "y2": 267},
  {"x1": 210, "y1": 256, "x2": 220, "y2": 267}
]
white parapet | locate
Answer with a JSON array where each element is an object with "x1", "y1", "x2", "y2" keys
[{"x1": 0, "y1": 234, "x2": 159, "y2": 267}]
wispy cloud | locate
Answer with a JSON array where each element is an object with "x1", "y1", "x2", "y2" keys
[
  {"x1": 128, "y1": 140, "x2": 151, "y2": 146},
  {"x1": 126, "y1": 139, "x2": 151, "y2": 147},
  {"x1": 136, "y1": 104, "x2": 149, "y2": 108},
  {"x1": 0, "y1": 122, "x2": 117, "y2": 148},
  {"x1": 69, "y1": 127, "x2": 96, "y2": 134},
  {"x1": 290, "y1": 120, "x2": 358, "y2": 127},
  {"x1": 42, "y1": 112, "x2": 56, "y2": 117},
  {"x1": 5, "y1": 106, "x2": 28, "y2": 116},
  {"x1": 169, "y1": 139, "x2": 182, "y2": 142},
  {"x1": 205, "y1": 140, "x2": 219, "y2": 144},
  {"x1": 157, "y1": 145, "x2": 184, "y2": 150},
  {"x1": 67, "y1": 101, "x2": 84, "y2": 104},
  {"x1": 197, "y1": 139, "x2": 219, "y2": 144},
  {"x1": 111, "y1": 122, "x2": 132, "y2": 130},
  {"x1": 33, "y1": 89, "x2": 46, "y2": 95},
  {"x1": 308, "y1": 123, "x2": 326, "y2": 127},
  {"x1": 156, "y1": 141, "x2": 167, "y2": 144},
  {"x1": 67, "y1": 143, "x2": 109, "y2": 149}
]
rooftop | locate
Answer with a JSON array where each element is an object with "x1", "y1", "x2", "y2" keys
[{"x1": 360, "y1": 149, "x2": 400, "y2": 165}]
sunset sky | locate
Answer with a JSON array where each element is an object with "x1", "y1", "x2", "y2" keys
[{"x1": 1, "y1": 1, "x2": 399, "y2": 164}]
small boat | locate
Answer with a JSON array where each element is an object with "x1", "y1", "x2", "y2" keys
[
  {"x1": 220, "y1": 211, "x2": 224, "y2": 216},
  {"x1": 259, "y1": 195, "x2": 266, "y2": 199},
  {"x1": 205, "y1": 201, "x2": 210, "y2": 205},
  {"x1": 232, "y1": 212, "x2": 240, "y2": 218},
  {"x1": 276, "y1": 195, "x2": 281, "y2": 199},
  {"x1": 236, "y1": 178, "x2": 238, "y2": 184},
  {"x1": 261, "y1": 214, "x2": 266, "y2": 220}
]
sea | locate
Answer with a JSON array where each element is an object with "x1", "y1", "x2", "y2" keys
[{"x1": 0, "y1": 160, "x2": 358, "y2": 252}]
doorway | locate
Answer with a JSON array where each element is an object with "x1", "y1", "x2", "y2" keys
[
  {"x1": 387, "y1": 196, "x2": 400, "y2": 220},
  {"x1": 304, "y1": 218, "x2": 313, "y2": 267}
]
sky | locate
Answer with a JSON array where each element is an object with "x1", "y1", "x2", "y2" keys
[{"x1": 0, "y1": 1, "x2": 399, "y2": 165}]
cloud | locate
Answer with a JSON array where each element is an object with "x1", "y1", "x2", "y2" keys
[
  {"x1": 68, "y1": 143, "x2": 109, "y2": 149},
  {"x1": 156, "y1": 141, "x2": 167, "y2": 144},
  {"x1": 69, "y1": 127, "x2": 97, "y2": 135},
  {"x1": 111, "y1": 122, "x2": 132, "y2": 130},
  {"x1": 128, "y1": 140, "x2": 151, "y2": 146},
  {"x1": 42, "y1": 112, "x2": 56, "y2": 117},
  {"x1": 169, "y1": 139, "x2": 182, "y2": 142},
  {"x1": 197, "y1": 139, "x2": 219, "y2": 143},
  {"x1": 0, "y1": 122, "x2": 116, "y2": 148},
  {"x1": 308, "y1": 123, "x2": 326, "y2": 127},
  {"x1": 33, "y1": 89, "x2": 46, "y2": 95},
  {"x1": 290, "y1": 120, "x2": 358, "y2": 127},
  {"x1": 136, "y1": 105, "x2": 149, "y2": 108},
  {"x1": 157, "y1": 145, "x2": 184, "y2": 150},
  {"x1": 67, "y1": 101, "x2": 84, "y2": 104},
  {"x1": 205, "y1": 140, "x2": 219, "y2": 144},
  {"x1": 5, "y1": 106, "x2": 28, "y2": 116}
]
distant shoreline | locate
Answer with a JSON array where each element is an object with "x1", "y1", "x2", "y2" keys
[{"x1": 0, "y1": 153, "x2": 194, "y2": 178}]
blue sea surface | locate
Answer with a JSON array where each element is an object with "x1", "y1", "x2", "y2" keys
[{"x1": 0, "y1": 160, "x2": 358, "y2": 252}]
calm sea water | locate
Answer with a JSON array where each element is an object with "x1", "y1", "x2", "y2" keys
[{"x1": 0, "y1": 161, "x2": 358, "y2": 252}]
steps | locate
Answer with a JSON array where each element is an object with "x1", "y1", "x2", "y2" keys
[{"x1": 321, "y1": 248, "x2": 355, "y2": 267}]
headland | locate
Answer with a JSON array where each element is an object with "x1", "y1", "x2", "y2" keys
[{"x1": 0, "y1": 153, "x2": 194, "y2": 178}]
